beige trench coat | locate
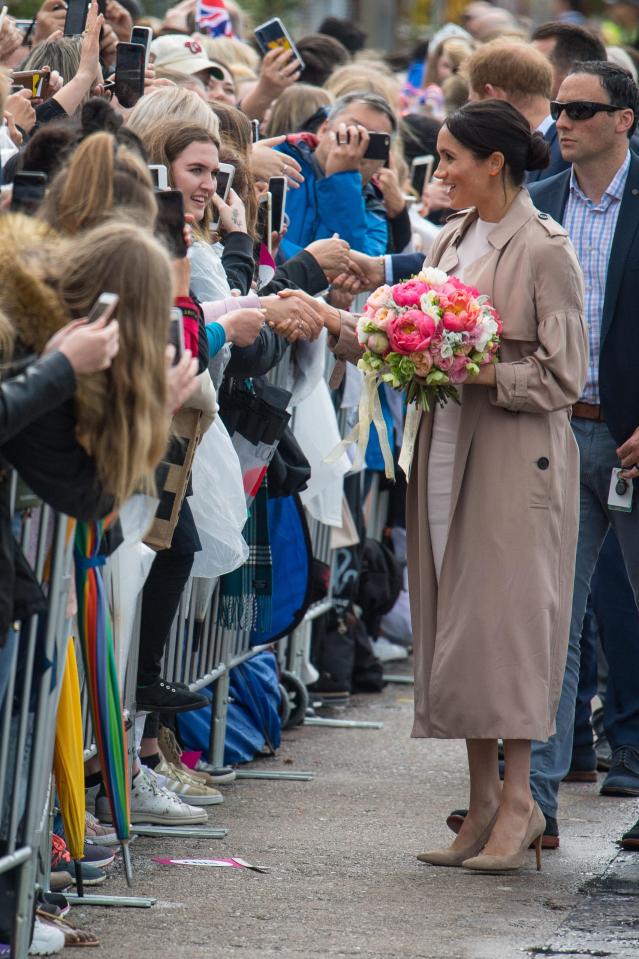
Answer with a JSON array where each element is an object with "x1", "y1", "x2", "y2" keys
[{"x1": 331, "y1": 189, "x2": 588, "y2": 741}]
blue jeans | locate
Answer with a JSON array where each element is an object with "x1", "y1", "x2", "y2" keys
[{"x1": 530, "y1": 420, "x2": 639, "y2": 819}]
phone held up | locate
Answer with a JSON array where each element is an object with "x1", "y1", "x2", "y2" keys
[
  {"x1": 254, "y1": 191, "x2": 273, "y2": 265},
  {"x1": 148, "y1": 164, "x2": 169, "y2": 190},
  {"x1": 130, "y1": 25, "x2": 153, "y2": 66},
  {"x1": 11, "y1": 172, "x2": 47, "y2": 215},
  {"x1": 63, "y1": 0, "x2": 88, "y2": 36},
  {"x1": 254, "y1": 17, "x2": 305, "y2": 71},
  {"x1": 11, "y1": 68, "x2": 50, "y2": 100},
  {"x1": 211, "y1": 162, "x2": 235, "y2": 231},
  {"x1": 86, "y1": 292, "x2": 119, "y2": 325},
  {"x1": 267, "y1": 176, "x2": 287, "y2": 235},
  {"x1": 168, "y1": 308, "x2": 185, "y2": 365},
  {"x1": 155, "y1": 190, "x2": 188, "y2": 259},
  {"x1": 114, "y1": 42, "x2": 145, "y2": 109},
  {"x1": 410, "y1": 154, "x2": 435, "y2": 197}
]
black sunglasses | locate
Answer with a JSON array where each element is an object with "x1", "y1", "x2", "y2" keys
[{"x1": 550, "y1": 100, "x2": 620, "y2": 122}]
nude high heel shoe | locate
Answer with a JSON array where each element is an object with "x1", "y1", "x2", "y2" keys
[
  {"x1": 416, "y1": 811, "x2": 498, "y2": 867},
  {"x1": 461, "y1": 803, "x2": 546, "y2": 873}
]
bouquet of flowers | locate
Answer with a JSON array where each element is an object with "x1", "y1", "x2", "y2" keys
[{"x1": 356, "y1": 267, "x2": 502, "y2": 411}]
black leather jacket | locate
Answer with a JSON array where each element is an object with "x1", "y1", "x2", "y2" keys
[{"x1": 0, "y1": 351, "x2": 113, "y2": 643}]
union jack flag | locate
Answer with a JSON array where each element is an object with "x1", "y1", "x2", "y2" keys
[{"x1": 196, "y1": 0, "x2": 234, "y2": 37}]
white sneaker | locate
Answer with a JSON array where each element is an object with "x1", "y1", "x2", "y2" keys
[
  {"x1": 29, "y1": 918, "x2": 65, "y2": 956},
  {"x1": 371, "y1": 636, "x2": 409, "y2": 663},
  {"x1": 155, "y1": 760, "x2": 224, "y2": 806},
  {"x1": 96, "y1": 766, "x2": 208, "y2": 826}
]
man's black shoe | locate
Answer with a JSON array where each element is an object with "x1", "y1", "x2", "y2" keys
[
  {"x1": 445, "y1": 807, "x2": 560, "y2": 849},
  {"x1": 136, "y1": 678, "x2": 208, "y2": 713}
]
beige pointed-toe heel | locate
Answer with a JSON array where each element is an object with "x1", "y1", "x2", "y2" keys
[
  {"x1": 461, "y1": 803, "x2": 546, "y2": 873},
  {"x1": 417, "y1": 811, "x2": 498, "y2": 867}
]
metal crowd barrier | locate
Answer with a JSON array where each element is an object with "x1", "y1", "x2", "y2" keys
[
  {"x1": 11, "y1": 339, "x2": 389, "y2": 928},
  {"x1": 0, "y1": 489, "x2": 75, "y2": 959}
]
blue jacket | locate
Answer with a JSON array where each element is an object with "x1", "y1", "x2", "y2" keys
[
  {"x1": 275, "y1": 138, "x2": 388, "y2": 259},
  {"x1": 526, "y1": 122, "x2": 570, "y2": 184},
  {"x1": 529, "y1": 154, "x2": 639, "y2": 446}
]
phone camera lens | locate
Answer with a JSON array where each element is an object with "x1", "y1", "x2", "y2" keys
[{"x1": 616, "y1": 477, "x2": 628, "y2": 496}]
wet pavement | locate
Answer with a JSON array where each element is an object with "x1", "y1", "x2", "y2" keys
[{"x1": 73, "y1": 663, "x2": 639, "y2": 959}]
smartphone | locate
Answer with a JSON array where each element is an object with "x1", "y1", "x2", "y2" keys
[
  {"x1": 155, "y1": 190, "x2": 188, "y2": 259},
  {"x1": 254, "y1": 191, "x2": 272, "y2": 259},
  {"x1": 363, "y1": 131, "x2": 391, "y2": 163},
  {"x1": 211, "y1": 162, "x2": 234, "y2": 230},
  {"x1": 168, "y1": 307, "x2": 185, "y2": 365},
  {"x1": 114, "y1": 42, "x2": 145, "y2": 109},
  {"x1": 130, "y1": 25, "x2": 152, "y2": 66},
  {"x1": 148, "y1": 164, "x2": 168, "y2": 190},
  {"x1": 11, "y1": 69, "x2": 50, "y2": 100},
  {"x1": 267, "y1": 175, "x2": 287, "y2": 235},
  {"x1": 63, "y1": 0, "x2": 88, "y2": 36},
  {"x1": 10, "y1": 171, "x2": 47, "y2": 215},
  {"x1": 411, "y1": 154, "x2": 435, "y2": 197},
  {"x1": 14, "y1": 18, "x2": 34, "y2": 34},
  {"x1": 251, "y1": 119, "x2": 260, "y2": 143},
  {"x1": 86, "y1": 292, "x2": 119, "y2": 325},
  {"x1": 254, "y1": 17, "x2": 305, "y2": 70}
]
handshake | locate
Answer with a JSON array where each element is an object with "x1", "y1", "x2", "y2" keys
[{"x1": 262, "y1": 235, "x2": 387, "y2": 344}]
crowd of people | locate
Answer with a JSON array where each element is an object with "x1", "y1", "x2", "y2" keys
[{"x1": 1, "y1": 0, "x2": 639, "y2": 952}]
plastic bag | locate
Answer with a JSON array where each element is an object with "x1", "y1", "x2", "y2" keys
[
  {"x1": 190, "y1": 415, "x2": 249, "y2": 579},
  {"x1": 294, "y1": 378, "x2": 351, "y2": 527}
]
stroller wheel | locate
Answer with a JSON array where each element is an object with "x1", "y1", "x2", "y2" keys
[{"x1": 280, "y1": 671, "x2": 309, "y2": 728}]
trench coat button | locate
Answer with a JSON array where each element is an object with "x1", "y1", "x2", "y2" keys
[
  {"x1": 537, "y1": 457, "x2": 550, "y2": 470},
  {"x1": 633, "y1": 188, "x2": 639, "y2": 196},
  {"x1": 538, "y1": 212, "x2": 549, "y2": 219}
]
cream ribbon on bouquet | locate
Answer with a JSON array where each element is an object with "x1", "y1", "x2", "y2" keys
[
  {"x1": 398, "y1": 403, "x2": 422, "y2": 481},
  {"x1": 324, "y1": 370, "x2": 395, "y2": 480}
]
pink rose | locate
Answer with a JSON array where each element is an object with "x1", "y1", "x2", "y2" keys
[
  {"x1": 413, "y1": 351, "x2": 433, "y2": 377},
  {"x1": 367, "y1": 284, "x2": 393, "y2": 309},
  {"x1": 391, "y1": 279, "x2": 428, "y2": 308},
  {"x1": 387, "y1": 309, "x2": 436, "y2": 355},
  {"x1": 372, "y1": 307, "x2": 393, "y2": 330},
  {"x1": 449, "y1": 356, "x2": 470, "y2": 384},
  {"x1": 442, "y1": 311, "x2": 465, "y2": 333}
]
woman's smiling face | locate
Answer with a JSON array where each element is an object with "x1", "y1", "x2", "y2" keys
[
  {"x1": 170, "y1": 140, "x2": 219, "y2": 221},
  {"x1": 434, "y1": 124, "x2": 493, "y2": 211}
]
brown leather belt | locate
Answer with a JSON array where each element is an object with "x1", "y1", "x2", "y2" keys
[{"x1": 572, "y1": 402, "x2": 604, "y2": 422}]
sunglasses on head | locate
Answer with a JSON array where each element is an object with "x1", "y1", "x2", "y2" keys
[{"x1": 550, "y1": 100, "x2": 620, "y2": 122}]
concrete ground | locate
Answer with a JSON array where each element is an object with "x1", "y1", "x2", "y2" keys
[{"x1": 73, "y1": 666, "x2": 639, "y2": 959}]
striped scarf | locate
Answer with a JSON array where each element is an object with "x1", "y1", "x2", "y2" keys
[{"x1": 217, "y1": 477, "x2": 272, "y2": 632}]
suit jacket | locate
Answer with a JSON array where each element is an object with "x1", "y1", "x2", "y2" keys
[
  {"x1": 526, "y1": 122, "x2": 570, "y2": 184},
  {"x1": 529, "y1": 152, "x2": 639, "y2": 446}
]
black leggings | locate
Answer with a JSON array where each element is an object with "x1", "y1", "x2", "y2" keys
[{"x1": 136, "y1": 548, "x2": 194, "y2": 688}]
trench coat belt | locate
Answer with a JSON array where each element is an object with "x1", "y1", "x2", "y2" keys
[{"x1": 572, "y1": 402, "x2": 604, "y2": 422}]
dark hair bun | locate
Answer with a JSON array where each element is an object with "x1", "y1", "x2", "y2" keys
[
  {"x1": 526, "y1": 131, "x2": 550, "y2": 172},
  {"x1": 81, "y1": 98, "x2": 123, "y2": 137}
]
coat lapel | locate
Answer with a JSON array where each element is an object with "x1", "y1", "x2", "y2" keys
[{"x1": 601, "y1": 153, "x2": 639, "y2": 346}]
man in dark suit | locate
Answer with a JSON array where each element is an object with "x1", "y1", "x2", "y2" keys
[
  {"x1": 465, "y1": 38, "x2": 570, "y2": 182},
  {"x1": 526, "y1": 60, "x2": 639, "y2": 845}
]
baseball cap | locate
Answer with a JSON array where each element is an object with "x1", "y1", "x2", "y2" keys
[{"x1": 150, "y1": 35, "x2": 225, "y2": 78}]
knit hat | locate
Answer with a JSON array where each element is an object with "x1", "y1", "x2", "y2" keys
[{"x1": 150, "y1": 35, "x2": 225, "y2": 78}]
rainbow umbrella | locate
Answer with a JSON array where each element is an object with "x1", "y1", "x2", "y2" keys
[
  {"x1": 53, "y1": 638, "x2": 86, "y2": 896},
  {"x1": 74, "y1": 519, "x2": 132, "y2": 886}
]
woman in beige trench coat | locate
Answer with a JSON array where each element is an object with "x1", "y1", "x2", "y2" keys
[{"x1": 325, "y1": 100, "x2": 588, "y2": 873}]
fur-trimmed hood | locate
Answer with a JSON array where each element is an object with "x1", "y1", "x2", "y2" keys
[{"x1": 0, "y1": 213, "x2": 70, "y2": 357}]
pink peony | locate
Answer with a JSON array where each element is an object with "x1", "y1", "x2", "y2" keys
[
  {"x1": 367, "y1": 284, "x2": 393, "y2": 309},
  {"x1": 391, "y1": 279, "x2": 428, "y2": 308},
  {"x1": 387, "y1": 309, "x2": 436, "y2": 355}
]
